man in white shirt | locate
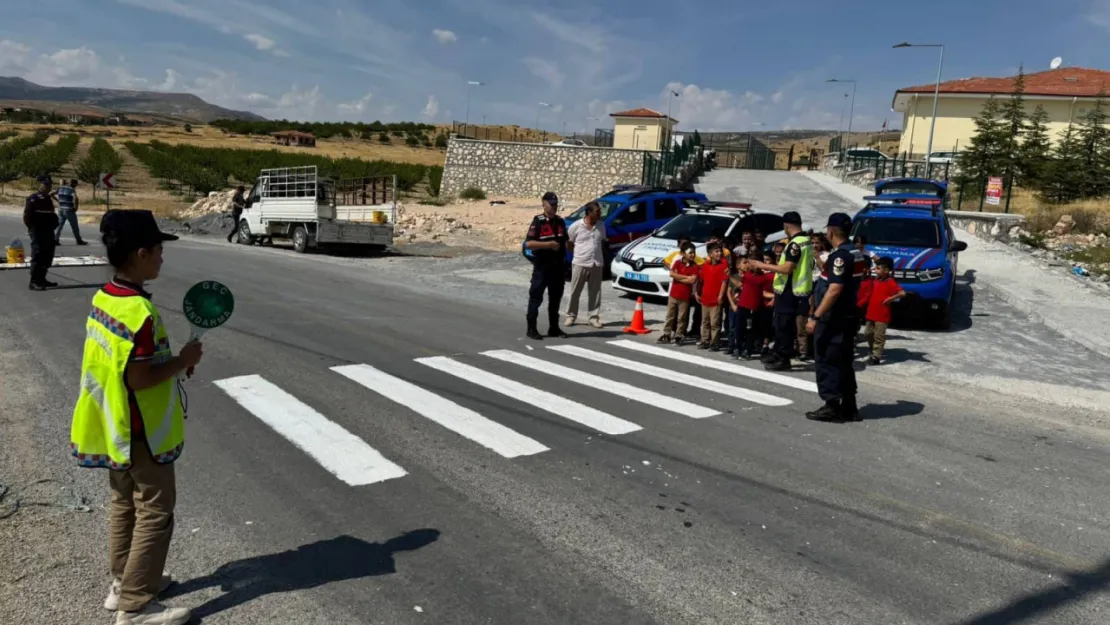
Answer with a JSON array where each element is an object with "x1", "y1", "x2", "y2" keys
[{"x1": 565, "y1": 202, "x2": 607, "y2": 328}]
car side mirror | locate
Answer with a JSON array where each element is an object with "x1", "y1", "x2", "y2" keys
[{"x1": 951, "y1": 240, "x2": 967, "y2": 252}]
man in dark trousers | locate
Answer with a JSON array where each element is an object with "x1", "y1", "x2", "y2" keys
[
  {"x1": 24, "y1": 176, "x2": 59, "y2": 291},
  {"x1": 805, "y1": 213, "x2": 864, "y2": 423},
  {"x1": 523, "y1": 191, "x2": 569, "y2": 340},
  {"x1": 746, "y1": 211, "x2": 812, "y2": 371},
  {"x1": 227, "y1": 185, "x2": 246, "y2": 243}
]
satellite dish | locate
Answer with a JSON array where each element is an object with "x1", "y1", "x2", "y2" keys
[{"x1": 1050, "y1": 57, "x2": 1063, "y2": 69}]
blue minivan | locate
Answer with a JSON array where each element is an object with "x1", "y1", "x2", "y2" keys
[
  {"x1": 523, "y1": 185, "x2": 708, "y2": 266},
  {"x1": 851, "y1": 178, "x2": 967, "y2": 329}
]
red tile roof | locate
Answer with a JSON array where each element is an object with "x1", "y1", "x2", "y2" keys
[
  {"x1": 898, "y1": 67, "x2": 1110, "y2": 98},
  {"x1": 609, "y1": 107, "x2": 677, "y2": 122}
]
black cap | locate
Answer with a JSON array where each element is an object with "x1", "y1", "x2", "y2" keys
[
  {"x1": 782, "y1": 211, "x2": 802, "y2": 225},
  {"x1": 542, "y1": 191, "x2": 559, "y2": 204},
  {"x1": 100, "y1": 209, "x2": 179, "y2": 246},
  {"x1": 826, "y1": 212, "x2": 852, "y2": 229},
  {"x1": 36, "y1": 175, "x2": 52, "y2": 185}
]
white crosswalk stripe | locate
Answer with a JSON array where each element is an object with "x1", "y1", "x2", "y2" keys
[
  {"x1": 547, "y1": 345, "x2": 793, "y2": 407},
  {"x1": 213, "y1": 374, "x2": 408, "y2": 486},
  {"x1": 416, "y1": 356, "x2": 642, "y2": 435},
  {"x1": 331, "y1": 363, "x2": 549, "y2": 458},
  {"x1": 481, "y1": 349, "x2": 720, "y2": 419},
  {"x1": 608, "y1": 340, "x2": 820, "y2": 393}
]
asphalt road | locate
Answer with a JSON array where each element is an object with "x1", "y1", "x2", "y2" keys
[{"x1": 2, "y1": 175, "x2": 1110, "y2": 625}]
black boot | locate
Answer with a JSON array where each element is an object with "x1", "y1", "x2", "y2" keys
[
  {"x1": 805, "y1": 402, "x2": 843, "y2": 422},
  {"x1": 841, "y1": 397, "x2": 861, "y2": 422},
  {"x1": 547, "y1": 327, "x2": 568, "y2": 339},
  {"x1": 526, "y1": 327, "x2": 544, "y2": 340},
  {"x1": 76, "y1": 239, "x2": 88, "y2": 246}
]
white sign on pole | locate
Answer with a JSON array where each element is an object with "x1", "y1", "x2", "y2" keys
[{"x1": 98, "y1": 172, "x2": 116, "y2": 189}]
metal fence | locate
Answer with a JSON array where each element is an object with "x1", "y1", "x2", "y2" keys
[
  {"x1": 843, "y1": 155, "x2": 952, "y2": 181},
  {"x1": 952, "y1": 175, "x2": 1017, "y2": 213},
  {"x1": 450, "y1": 122, "x2": 608, "y2": 146},
  {"x1": 642, "y1": 137, "x2": 703, "y2": 187}
]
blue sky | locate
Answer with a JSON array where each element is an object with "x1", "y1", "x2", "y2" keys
[{"x1": 0, "y1": 0, "x2": 1108, "y2": 132}]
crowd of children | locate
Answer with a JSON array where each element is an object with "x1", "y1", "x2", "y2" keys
[{"x1": 657, "y1": 230, "x2": 906, "y2": 366}]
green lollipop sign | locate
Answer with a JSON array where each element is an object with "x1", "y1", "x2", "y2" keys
[{"x1": 182, "y1": 280, "x2": 235, "y2": 341}]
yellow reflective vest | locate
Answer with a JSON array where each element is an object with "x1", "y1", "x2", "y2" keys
[
  {"x1": 772, "y1": 234, "x2": 814, "y2": 297},
  {"x1": 70, "y1": 290, "x2": 185, "y2": 469}
]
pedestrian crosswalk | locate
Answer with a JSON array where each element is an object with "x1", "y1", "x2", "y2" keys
[{"x1": 211, "y1": 339, "x2": 816, "y2": 488}]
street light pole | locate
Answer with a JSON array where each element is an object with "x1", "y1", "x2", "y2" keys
[
  {"x1": 827, "y1": 79, "x2": 857, "y2": 152},
  {"x1": 465, "y1": 81, "x2": 483, "y2": 132},
  {"x1": 537, "y1": 102, "x2": 552, "y2": 138},
  {"x1": 894, "y1": 42, "x2": 945, "y2": 164},
  {"x1": 665, "y1": 89, "x2": 680, "y2": 149}
]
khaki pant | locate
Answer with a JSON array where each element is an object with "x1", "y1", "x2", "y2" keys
[
  {"x1": 109, "y1": 441, "x2": 177, "y2": 612},
  {"x1": 795, "y1": 314, "x2": 809, "y2": 358},
  {"x1": 662, "y1": 297, "x2": 690, "y2": 339},
  {"x1": 865, "y1": 321, "x2": 889, "y2": 360},
  {"x1": 566, "y1": 264, "x2": 603, "y2": 321},
  {"x1": 700, "y1": 305, "x2": 723, "y2": 345}
]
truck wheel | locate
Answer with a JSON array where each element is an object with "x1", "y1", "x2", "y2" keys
[
  {"x1": 237, "y1": 220, "x2": 254, "y2": 245},
  {"x1": 292, "y1": 226, "x2": 308, "y2": 253}
]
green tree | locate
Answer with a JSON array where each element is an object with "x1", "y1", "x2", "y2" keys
[
  {"x1": 1041, "y1": 124, "x2": 1084, "y2": 203},
  {"x1": 405, "y1": 135, "x2": 419, "y2": 147},
  {"x1": 1018, "y1": 104, "x2": 1051, "y2": 188},
  {"x1": 184, "y1": 123, "x2": 193, "y2": 133},
  {"x1": 1000, "y1": 67, "x2": 1027, "y2": 185},
  {"x1": 692, "y1": 129, "x2": 702, "y2": 145},
  {"x1": 434, "y1": 133, "x2": 448, "y2": 149},
  {"x1": 1075, "y1": 93, "x2": 1110, "y2": 198},
  {"x1": 956, "y1": 96, "x2": 1008, "y2": 190},
  {"x1": 378, "y1": 132, "x2": 390, "y2": 144}
]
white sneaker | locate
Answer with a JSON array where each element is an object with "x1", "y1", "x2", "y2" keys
[
  {"x1": 105, "y1": 574, "x2": 174, "y2": 611},
  {"x1": 115, "y1": 601, "x2": 191, "y2": 625},
  {"x1": 564, "y1": 315, "x2": 576, "y2": 327},
  {"x1": 589, "y1": 318, "x2": 603, "y2": 329}
]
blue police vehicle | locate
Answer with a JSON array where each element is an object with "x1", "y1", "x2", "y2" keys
[
  {"x1": 850, "y1": 177, "x2": 968, "y2": 329},
  {"x1": 522, "y1": 185, "x2": 708, "y2": 269}
]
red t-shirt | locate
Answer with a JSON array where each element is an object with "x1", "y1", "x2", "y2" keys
[
  {"x1": 102, "y1": 280, "x2": 157, "y2": 435},
  {"x1": 669, "y1": 259, "x2": 699, "y2": 301},
  {"x1": 856, "y1": 277, "x2": 874, "y2": 310},
  {"x1": 698, "y1": 260, "x2": 730, "y2": 306},
  {"x1": 866, "y1": 277, "x2": 903, "y2": 323},
  {"x1": 738, "y1": 271, "x2": 772, "y2": 311}
]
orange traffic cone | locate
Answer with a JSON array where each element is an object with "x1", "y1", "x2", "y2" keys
[{"x1": 622, "y1": 297, "x2": 652, "y2": 335}]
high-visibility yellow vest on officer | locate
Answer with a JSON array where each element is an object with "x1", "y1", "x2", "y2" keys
[
  {"x1": 773, "y1": 234, "x2": 814, "y2": 297},
  {"x1": 70, "y1": 291, "x2": 185, "y2": 469}
]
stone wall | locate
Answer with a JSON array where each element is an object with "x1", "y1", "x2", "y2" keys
[{"x1": 441, "y1": 137, "x2": 650, "y2": 201}]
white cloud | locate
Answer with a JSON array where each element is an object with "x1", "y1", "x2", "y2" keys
[
  {"x1": 0, "y1": 40, "x2": 30, "y2": 73},
  {"x1": 29, "y1": 47, "x2": 102, "y2": 86},
  {"x1": 531, "y1": 12, "x2": 604, "y2": 55},
  {"x1": 771, "y1": 91, "x2": 785, "y2": 104},
  {"x1": 337, "y1": 92, "x2": 373, "y2": 115},
  {"x1": 523, "y1": 58, "x2": 564, "y2": 87},
  {"x1": 244, "y1": 33, "x2": 276, "y2": 51},
  {"x1": 662, "y1": 82, "x2": 762, "y2": 131},
  {"x1": 421, "y1": 95, "x2": 440, "y2": 118},
  {"x1": 432, "y1": 29, "x2": 457, "y2": 44}
]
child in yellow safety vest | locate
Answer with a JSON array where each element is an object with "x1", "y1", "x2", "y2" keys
[{"x1": 69, "y1": 209, "x2": 202, "y2": 625}]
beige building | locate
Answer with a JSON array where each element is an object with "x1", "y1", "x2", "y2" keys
[
  {"x1": 892, "y1": 67, "x2": 1110, "y2": 158},
  {"x1": 609, "y1": 108, "x2": 676, "y2": 151}
]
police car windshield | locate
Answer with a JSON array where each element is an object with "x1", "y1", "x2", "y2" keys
[
  {"x1": 654, "y1": 213, "x2": 732, "y2": 243},
  {"x1": 852, "y1": 217, "x2": 941, "y2": 248},
  {"x1": 567, "y1": 200, "x2": 623, "y2": 221}
]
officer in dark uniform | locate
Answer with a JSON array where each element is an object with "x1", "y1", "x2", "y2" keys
[
  {"x1": 23, "y1": 176, "x2": 59, "y2": 291},
  {"x1": 523, "y1": 191, "x2": 569, "y2": 340},
  {"x1": 805, "y1": 213, "x2": 862, "y2": 422}
]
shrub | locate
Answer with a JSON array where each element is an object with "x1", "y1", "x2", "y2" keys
[
  {"x1": 378, "y1": 132, "x2": 390, "y2": 144},
  {"x1": 434, "y1": 133, "x2": 448, "y2": 149},
  {"x1": 459, "y1": 186, "x2": 486, "y2": 200},
  {"x1": 184, "y1": 123, "x2": 193, "y2": 133},
  {"x1": 428, "y1": 166, "x2": 443, "y2": 196},
  {"x1": 405, "y1": 135, "x2": 419, "y2": 147}
]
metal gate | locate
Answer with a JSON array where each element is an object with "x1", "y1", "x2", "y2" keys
[{"x1": 698, "y1": 132, "x2": 794, "y2": 170}]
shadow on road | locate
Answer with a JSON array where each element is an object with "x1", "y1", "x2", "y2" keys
[
  {"x1": 164, "y1": 530, "x2": 440, "y2": 621},
  {"x1": 860, "y1": 400, "x2": 925, "y2": 421},
  {"x1": 952, "y1": 556, "x2": 1110, "y2": 625}
]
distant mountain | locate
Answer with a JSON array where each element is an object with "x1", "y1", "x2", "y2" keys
[{"x1": 0, "y1": 77, "x2": 265, "y2": 123}]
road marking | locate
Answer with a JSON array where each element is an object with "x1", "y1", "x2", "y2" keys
[
  {"x1": 213, "y1": 375, "x2": 407, "y2": 487},
  {"x1": 608, "y1": 340, "x2": 819, "y2": 393},
  {"x1": 416, "y1": 356, "x2": 642, "y2": 435},
  {"x1": 331, "y1": 364, "x2": 548, "y2": 458},
  {"x1": 548, "y1": 345, "x2": 792, "y2": 407},
  {"x1": 481, "y1": 350, "x2": 719, "y2": 419}
]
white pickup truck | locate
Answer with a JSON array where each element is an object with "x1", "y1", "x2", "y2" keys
[{"x1": 236, "y1": 165, "x2": 396, "y2": 253}]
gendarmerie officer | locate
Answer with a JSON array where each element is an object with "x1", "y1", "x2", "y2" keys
[
  {"x1": 24, "y1": 176, "x2": 60, "y2": 291},
  {"x1": 746, "y1": 211, "x2": 812, "y2": 371},
  {"x1": 523, "y1": 191, "x2": 569, "y2": 340},
  {"x1": 805, "y1": 213, "x2": 864, "y2": 423}
]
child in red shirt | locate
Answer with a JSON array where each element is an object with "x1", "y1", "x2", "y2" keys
[
  {"x1": 731, "y1": 257, "x2": 774, "y2": 359},
  {"x1": 696, "y1": 242, "x2": 729, "y2": 351},
  {"x1": 864, "y1": 256, "x2": 906, "y2": 365},
  {"x1": 659, "y1": 241, "x2": 699, "y2": 345}
]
